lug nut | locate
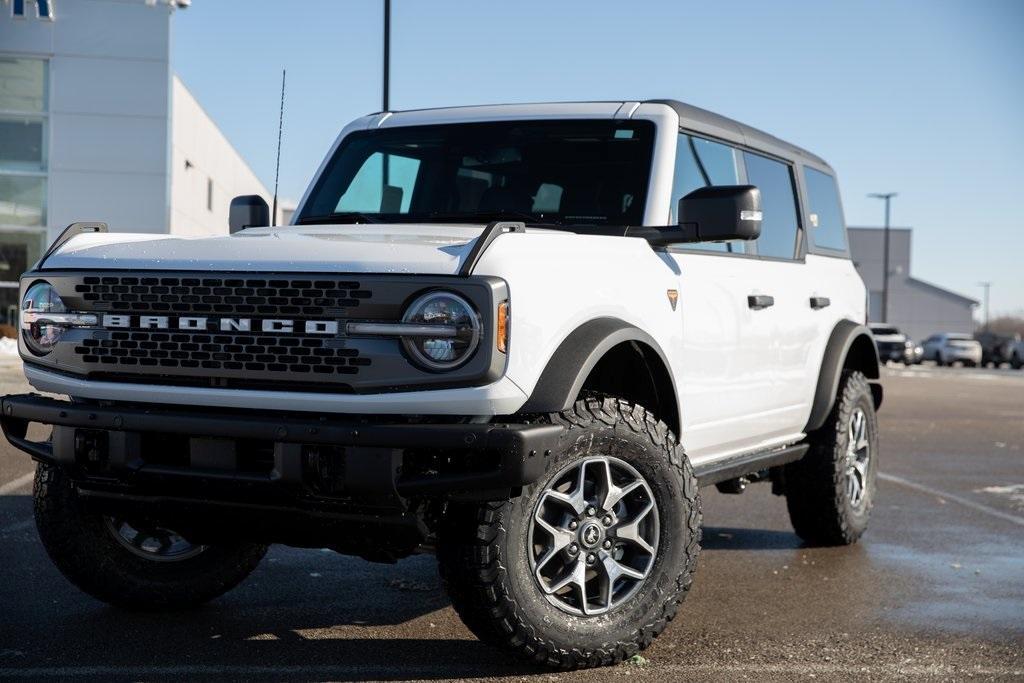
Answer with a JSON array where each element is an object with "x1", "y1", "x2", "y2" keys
[
  {"x1": 602, "y1": 515, "x2": 613, "y2": 527},
  {"x1": 586, "y1": 553, "x2": 596, "y2": 564},
  {"x1": 603, "y1": 539, "x2": 612, "y2": 549},
  {"x1": 568, "y1": 543, "x2": 579, "y2": 555},
  {"x1": 569, "y1": 520, "x2": 579, "y2": 530},
  {"x1": 586, "y1": 506, "x2": 596, "y2": 517}
]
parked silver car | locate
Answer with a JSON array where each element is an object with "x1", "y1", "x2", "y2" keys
[{"x1": 921, "y1": 333, "x2": 983, "y2": 367}]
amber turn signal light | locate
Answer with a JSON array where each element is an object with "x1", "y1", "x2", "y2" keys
[{"x1": 497, "y1": 301, "x2": 509, "y2": 353}]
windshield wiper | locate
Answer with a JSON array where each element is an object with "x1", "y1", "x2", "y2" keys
[
  {"x1": 423, "y1": 210, "x2": 568, "y2": 227},
  {"x1": 295, "y1": 212, "x2": 383, "y2": 225}
]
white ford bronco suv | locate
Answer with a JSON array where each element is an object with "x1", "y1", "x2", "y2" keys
[{"x1": 4, "y1": 100, "x2": 881, "y2": 669}]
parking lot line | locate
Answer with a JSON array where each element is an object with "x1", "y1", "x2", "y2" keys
[
  {"x1": 879, "y1": 472, "x2": 1024, "y2": 528},
  {"x1": 0, "y1": 472, "x2": 33, "y2": 496}
]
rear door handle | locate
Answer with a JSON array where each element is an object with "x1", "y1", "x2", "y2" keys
[
  {"x1": 747, "y1": 294, "x2": 775, "y2": 310},
  {"x1": 809, "y1": 296, "x2": 831, "y2": 310}
]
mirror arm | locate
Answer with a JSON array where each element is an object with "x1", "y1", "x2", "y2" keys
[{"x1": 624, "y1": 224, "x2": 700, "y2": 247}]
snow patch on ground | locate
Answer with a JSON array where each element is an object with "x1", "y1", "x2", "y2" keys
[
  {"x1": 0, "y1": 338, "x2": 18, "y2": 356},
  {"x1": 976, "y1": 484, "x2": 1024, "y2": 511}
]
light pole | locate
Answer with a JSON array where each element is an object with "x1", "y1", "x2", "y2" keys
[
  {"x1": 382, "y1": 0, "x2": 391, "y2": 112},
  {"x1": 978, "y1": 282, "x2": 991, "y2": 330},
  {"x1": 868, "y1": 192, "x2": 897, "y2": 323}
]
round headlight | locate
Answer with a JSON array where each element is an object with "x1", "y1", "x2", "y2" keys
[
  {"x1": 401, "y1": 291, "x2": 481, "y2": 370},
  {"x1": 21, "y1": 281, "x2": 69, "y2": 355}
]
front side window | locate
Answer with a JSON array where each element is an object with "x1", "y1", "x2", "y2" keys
[
  {"x1": 804, "y1": 166, "x2": 847, "y2": 252},
  {"x1": 299, "y1": 120, "x2": 655, "y2": 227},
  {"x1": 670, "y1": 134, "x2": 745, "y2": 253},
  {"x1": 743, "y1": 152, "x2": 799, "y2": 260}
]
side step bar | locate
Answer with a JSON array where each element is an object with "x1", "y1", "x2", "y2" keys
[{"x1": 693, "y1": 443, "x2": 809, "y2": 487}]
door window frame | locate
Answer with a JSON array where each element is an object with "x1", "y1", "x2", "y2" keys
[
  {"x1": 667, "y1": 127, "x2": 807, "y2": 263},
  {"x1": 798, "y1": 162, "x2": 852, "y2": 259}
]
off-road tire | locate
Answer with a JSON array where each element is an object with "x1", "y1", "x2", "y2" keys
[
  {"x1": 784, "y1": 371, "x2": 878, "y2": 546},
  {"x1": 437, "y1": 395, "x2": 701, "y2": 669},
  {"x1": 34, "y1": 462, "x2": 267, "y2": 610}
]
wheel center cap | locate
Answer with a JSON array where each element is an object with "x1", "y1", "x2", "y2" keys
[{"x1": 579, "y1": 522, "x2": 603, "y2": 548}]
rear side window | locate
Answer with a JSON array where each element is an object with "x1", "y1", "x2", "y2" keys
[
  {"x1": 743, "y1": 152, "x2": 800, "y2": 260},
  {"x1": 803, "y1": 167, "x2": 847, "y2": 252}
]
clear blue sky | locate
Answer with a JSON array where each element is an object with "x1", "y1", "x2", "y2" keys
[{"x1": 173, "y1": 0, "x2": 1024, "y2": 317}]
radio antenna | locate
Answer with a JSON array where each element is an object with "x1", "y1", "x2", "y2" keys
[{"x1": 272, "y1": 69, "x2": 286, "y2": 225}]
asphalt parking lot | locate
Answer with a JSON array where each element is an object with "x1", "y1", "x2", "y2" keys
[{"x1": 0, "y1": 360, "x2": 1021, "y2": 681}]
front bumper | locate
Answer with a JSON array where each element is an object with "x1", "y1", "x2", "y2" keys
[
  {"x1": 1, "y1": 393, "x2": 560, "y2": 497},
  {"x1": 23, "y1": 364, "x2": 530, "y2": 416}
]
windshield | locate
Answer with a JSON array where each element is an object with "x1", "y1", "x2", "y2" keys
[{"x1": 297, "y1": 120, "x2": 655, "y2": 227}]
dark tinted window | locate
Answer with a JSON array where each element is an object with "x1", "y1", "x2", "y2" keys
[
  {"x1": 803, "y1": 167, "x2": 846, "y2": 251},
  {"x1": 743, "y1": 152, "x2": 799, "y2": 259},
  {"x1": 300, "y1": 120, "x2": 655, "y2": 227},
  {"x1": 671, "y1": 134, "x2": 745, "y2": 253}
]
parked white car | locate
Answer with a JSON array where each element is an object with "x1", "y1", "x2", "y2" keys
[
  {"x1": 4, "y1": 100, "x2": 881, "y2": 669},
  {"x1": 921, "y1": 332, "x2": 983, "y2": 366}
]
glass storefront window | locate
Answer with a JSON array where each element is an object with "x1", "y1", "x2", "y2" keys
[
  {"x1": 1, "y1": 56, "x2": 48, "y2": 199},
  {"x1": 0, "y1": 233, "x2": 44, "y2": 338},
  {"x1": 0, "y1": 175, "x2": 46, "y2": 227},
  {"x1": 0, "y1": 57, "x2": 47, "y2": 113},
  {"x1": 0, "y1": 116, "x2": 46, "y2": 172}
]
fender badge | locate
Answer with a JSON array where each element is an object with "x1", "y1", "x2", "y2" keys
[{"x1": 666, "y1": 289, "x2": 678, "y2": 311}]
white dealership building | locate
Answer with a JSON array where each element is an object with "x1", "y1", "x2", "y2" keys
[{"x1": 0, "y1": 0, "x2": 274, "y2": 333}]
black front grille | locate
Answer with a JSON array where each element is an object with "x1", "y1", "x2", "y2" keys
[
  {"x1": 73, "y1": 330, "x2": 371, "y2": 376},
  {"x1": 35, "y1": 269, "x2": 502, "y2": 393},
  {"x1": 74, "y1": 276, "x2": 373, "y2": 317}
]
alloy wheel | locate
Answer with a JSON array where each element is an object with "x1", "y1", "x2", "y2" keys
[
  {"x1": 104, "y1": 517, "x2": 206, "y2": 562},
  {"x1": 845, "y1": 407, "x2": 871, "y2": 508},
  {"x1": 528, "y1": 456, "x2": 659, "y2": 616}
]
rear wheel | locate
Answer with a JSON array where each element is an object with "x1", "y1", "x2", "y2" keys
[
  {"x1": 438, "y1": 396, "x2": 701, "y2": 669},
  {"x1": 34, "y1": 463, "x2": 267, "y2": 610},
  {"x1": 783, "y1": 371, "x2": 878, "y2": 546}
]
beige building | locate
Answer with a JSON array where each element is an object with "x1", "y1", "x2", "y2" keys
[{"x1": 848, "y1": 227, "x2": 977, "y2": 341}]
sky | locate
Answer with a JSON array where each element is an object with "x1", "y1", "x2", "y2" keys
[{"x1": 172, "y1": 0, "x2": 1024, "y2": 317}]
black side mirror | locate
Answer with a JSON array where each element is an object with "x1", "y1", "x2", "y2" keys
[
  {"x1": 676, "y1": 185, "x2": 762, "y2": 243},
  {"x1": 229, "y1": 195, "x2": 270, "y2": 234}
]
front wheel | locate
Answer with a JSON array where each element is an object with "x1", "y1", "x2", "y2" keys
[
  {"x1": 437, "y1": 396, "x2": 701, "y2": 669},
  {"x1": 34, "y1": 463, "x2": 268, "y2": 610},
  {"x1": 783, "y1": 371, "x2": 879, "y2": 546}
]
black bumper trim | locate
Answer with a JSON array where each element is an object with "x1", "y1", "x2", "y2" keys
[{"x1": 1, "y1": 393, "x2": 562, "y2": 496}]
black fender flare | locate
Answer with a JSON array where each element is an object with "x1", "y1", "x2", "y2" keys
[
  {"x1": 804, "y1": 319, "x2": 882, "y2": 433},
  {"x1": 519, "y1": 317, "x2": 677, "y2": 419}
]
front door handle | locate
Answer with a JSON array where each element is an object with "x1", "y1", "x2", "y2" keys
[
  {"x1": 809, "y1": 296, "x2": 831, "y2": 310},
  {"x1": 748, "y1": 294, "x2": 775, "y2": 310}
]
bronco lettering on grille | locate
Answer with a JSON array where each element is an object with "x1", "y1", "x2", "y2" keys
[{"x1": 100, "y1": 315, "x2": 339, "y2": 335}]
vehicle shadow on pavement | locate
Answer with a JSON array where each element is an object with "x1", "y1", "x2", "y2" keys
[
  {"x1": 701, "y1": 526, "x2": 804, "y2": 550},
  {"x1": 0, "y1": 518, "x2": 549, "y2": 680}
]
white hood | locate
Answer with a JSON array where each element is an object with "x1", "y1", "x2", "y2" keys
[{"x1": 41, "y1": 224, "x2": 488, "y2": 274}]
